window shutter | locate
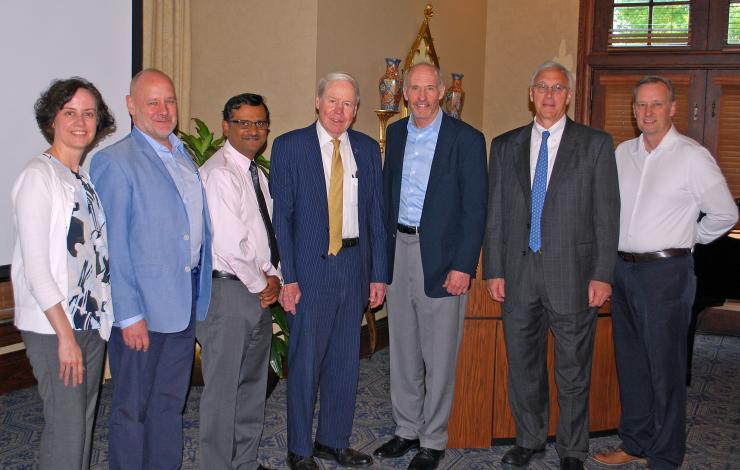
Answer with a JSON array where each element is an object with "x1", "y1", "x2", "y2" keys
[{"x1": 714, "y1": 76, "x2": 740, "y2": 197}]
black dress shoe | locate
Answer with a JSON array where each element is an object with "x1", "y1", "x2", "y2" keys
[
  {"x1": 408, "y1": 447, "x2": 445, "y2": 470},
  {"x1": 501, "y1": 445, "x2": 545, "y2": 467},
  {"x1": 313, "y1": 441, "x2": 373, "y2": 467},
  {"x1": 373, "y1": 435, "x2": 421, "y2": 458},
  {"x1": 560, "y1": 457, "x2": 584, "y2": 470},
  {"x1": 287, "y1": 451, "x2": 319, "y2": 470},
  {"x1": 257, "y1": 465, "x2": 275, "y2": 470}
]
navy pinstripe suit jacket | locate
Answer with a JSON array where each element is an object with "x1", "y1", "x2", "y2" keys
[{"x1": 269, "y1": 123, "x2": 388, "y2": 298}]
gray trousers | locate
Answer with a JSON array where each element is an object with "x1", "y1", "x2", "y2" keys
[
  {"x1": 196, "y1": 277, "x2": 272, "y2": 470},
  {"x1": 386, "y1": 232, "x2": 466, "y2": 450},
  {"x1": 503, "y1": 251, "x2": 596, "y2": 460},
  {"x1": 22, "y1": 329, "x2": 106, "y2": 470}
]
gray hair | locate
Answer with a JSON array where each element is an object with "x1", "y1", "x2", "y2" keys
[
  {"x1": 632, "y1": 75, "x2": 675, "y2": 103},
  {"x1": 317, "y1": 72, "x2": 360, "y2": 105},
  {"x1": 529, "y1": 61, "x2": 574, "y2": 89},
  {"x1": 403, "y1": 62, "x2": 445, "y2": 90}
]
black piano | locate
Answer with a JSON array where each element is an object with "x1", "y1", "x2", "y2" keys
[{"x1": 688, "y1": 201, "x2": 740, "y2": 385}]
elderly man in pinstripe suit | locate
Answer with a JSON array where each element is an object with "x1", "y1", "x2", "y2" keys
[{"x1": 270, "y1": 72, "x2": 387, "y2": 470}]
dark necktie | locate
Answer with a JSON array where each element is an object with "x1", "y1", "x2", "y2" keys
[
  {"x1": 529, "y1": 130, "x2": 550, "y2": 252},
  {"x1": 249, "y1": 162, "x2": 280, "y2": 268}
]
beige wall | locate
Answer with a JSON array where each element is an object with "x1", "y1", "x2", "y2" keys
[
  {"x1": 190, "y1": 0, "x2": 319, "y2": 150},
  {"x1": 482, "y1": 0, "x2": 581, "y2": 141},
  {"x1": 190, "y1": 1, "x2": 580, "y2": 153},
  {"x1": 316, "y1": 0, "x2": 488, "y2": 136}
]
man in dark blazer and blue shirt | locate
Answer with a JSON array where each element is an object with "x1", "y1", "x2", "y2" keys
[
  {"x1": 269, "y1": 72, "x2": 387, "y2": 470},
  {"x1": 374, "y1": 62, "x2": 488, "y2": 470},
  {"x1": 482, "y1": 61, "x2": 619, "y2": 470}
]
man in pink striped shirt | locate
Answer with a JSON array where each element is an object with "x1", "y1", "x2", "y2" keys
[{"x1": 197, "y1": 93, "x2": 280, "y2": 470}]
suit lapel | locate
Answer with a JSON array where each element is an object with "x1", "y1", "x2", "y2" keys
[
  {"x1": 422, "y1": 113, "x2": 454, "y2": 216},
  {"x1": 132, "y1": 130, "x2": 182, "y2": 196},
  {"x1": 514, "y1": 124, "x2": 533, "y2": 211},
  {"x1": 348, "y1": 130, "x2": 365, "y2": 213},
  {"x1": 390, "y1": 119, "x2": 409, "y2": 219},
  {"x1": 306, "y1": 124, "x2": 329, "y2": 217},
  {"x1": 544, "y1": 118, "x2": 577, "y2": 203}
]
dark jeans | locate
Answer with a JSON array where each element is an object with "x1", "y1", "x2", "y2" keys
[{"x1": 612, "y1": 255, "x2": 695, "y2": 470}]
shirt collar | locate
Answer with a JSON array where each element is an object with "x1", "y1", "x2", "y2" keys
[
  {"x1": 223, "y1": 139, "x2": 256, "y2": 173},
  {"x1": 638, "y1": 125, "x2": 679, "y2": 155},
  {"x1": 533, "y1": 114, "x2": 567, "y2": 138},
  {"x1": 316, "y1": 121, "x2": 349, "y2": 147},
  {"x1": 134, "y1": 126, "x2": 185, "y2": 155},
  {"x1": 408, "y1": 108, "x2": 444, "y2": 134}
]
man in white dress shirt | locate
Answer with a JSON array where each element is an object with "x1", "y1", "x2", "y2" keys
[
  {"x1": 197, "y1": 93, "x2": 280, "y2": 470},
  {"x1": 594, "y1": 76, "x2": 737, "y2": 469}
]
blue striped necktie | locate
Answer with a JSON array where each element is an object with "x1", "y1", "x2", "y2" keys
[{"x1": 529, "y1": 130, "x2": 550, "y2": 252}]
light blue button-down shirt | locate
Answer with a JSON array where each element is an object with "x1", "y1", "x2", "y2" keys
[
  {"x1": 398, "y1": 109, "x2": 444, "y2": 227},
  {"x1": 117, "y1": 128, "x2": 204, "y2": 329}
]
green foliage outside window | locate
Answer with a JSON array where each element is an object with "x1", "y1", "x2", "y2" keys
[
  {"x1": 612, "y1": 1, "x2": 690, "y2": 47},
  {"x1": 729, "y1": 2, "x2": 740, "y2": 44}
]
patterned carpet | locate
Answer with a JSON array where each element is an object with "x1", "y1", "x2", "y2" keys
[{"x1": 1, "y1": 334, "x2": 738, "y2": 469}]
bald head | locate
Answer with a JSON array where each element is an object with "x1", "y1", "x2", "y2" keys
[{"x1": 126, "y1": 68, "x2": 178, "y2": 147}]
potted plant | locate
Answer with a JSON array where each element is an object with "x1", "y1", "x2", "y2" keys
[{"x1": 179, "y1": 119, "x2": 290, "y2": 383}]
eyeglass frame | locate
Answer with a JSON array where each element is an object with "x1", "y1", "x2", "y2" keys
[
  {"x1": 228, "y1": 119, "x2": 270, "y2": 130},
  {"x1": 531, "y1": 82, "x2": 569, "y2": 95}
]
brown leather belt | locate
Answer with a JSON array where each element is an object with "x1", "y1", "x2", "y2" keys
[
  {"x1": 397, "y1": 223, "x2": 419, "y2": 235},
  {"x1": 618, "y1": 248, "x2": 691, "y2": 263}
]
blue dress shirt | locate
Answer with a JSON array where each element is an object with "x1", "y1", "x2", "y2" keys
[{"x1": 398, "y1": 109, "x2": 444, "y2": 227}]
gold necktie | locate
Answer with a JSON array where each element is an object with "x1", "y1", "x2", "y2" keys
[{"x1": 328, "y1": 138, "x2": 343, "y2": 255}]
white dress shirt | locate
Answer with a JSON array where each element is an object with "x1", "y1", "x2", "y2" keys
[
  {"x1": 316, "y1": 121, "x2": 359, "y2": 238},
  {"x1": 530, "y1": 115, "x2": 567, "y2": 188},
  {"x1": 200, "y1": 141, "x2": 281, "y2": 294},
  {"x1": 616, "y1": 126, "x2": 738, "y2": 252}
]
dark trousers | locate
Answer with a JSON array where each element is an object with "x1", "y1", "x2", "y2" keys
[
  {"x1": 612, "y1": 255, "x2": 695, "y2": 470},
  {"x1": 108, "y1": 275, "x2": 197, "y2": 470},
  {"x1": 286, "y1": 246, "x2": 364, "y2": 458},
  {"x1": 502, "y1": 251, "x2": 596, "y2": 461}
]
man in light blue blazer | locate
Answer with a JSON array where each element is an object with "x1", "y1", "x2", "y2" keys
[
  {"x1": 270, "y1": 72, "x2": 387, "y2": 470},
  {"x1": 90, "y1": 69, "x2": 212, "y2": 470}
]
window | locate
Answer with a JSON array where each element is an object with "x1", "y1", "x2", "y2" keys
[
  {"x1": 610, "y1": 0, "x2": 691, "y2": 47},
  {"x1": 729, "y1": 1, "x2": 740, "y2": 44}
]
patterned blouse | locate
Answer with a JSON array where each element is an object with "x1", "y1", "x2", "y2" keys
[{"x1": 48, "y1": 155, "x2": 111, "y2": 330}]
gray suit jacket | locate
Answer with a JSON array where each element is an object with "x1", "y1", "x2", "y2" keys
[{"x1": 482, "y1": 118, "x2": 620, "y2": 314}]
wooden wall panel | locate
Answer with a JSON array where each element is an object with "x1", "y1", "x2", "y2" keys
[{"x1": 447, "y1": 318, "x2": 496, "y2": 448}]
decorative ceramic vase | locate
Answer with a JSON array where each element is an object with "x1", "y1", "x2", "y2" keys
[
  {"x1": 379, "y1": 58, "x2": 403, "y2": 111},
  {"x1": 444, "y1": 73, "x2": 465, "y2": 119}
]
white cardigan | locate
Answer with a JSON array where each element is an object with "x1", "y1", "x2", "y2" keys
[{"x1": 11, "y1": 154, "x2": 112, "y2": 339}]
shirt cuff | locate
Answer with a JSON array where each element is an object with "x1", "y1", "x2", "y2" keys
[{"x1": 116, "y1": 314, "x2": 144, "y2": 329}]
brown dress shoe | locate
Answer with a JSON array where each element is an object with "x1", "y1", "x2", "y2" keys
[{"x1": 593, "y1": 448, "x2": 648, "y2": 467}]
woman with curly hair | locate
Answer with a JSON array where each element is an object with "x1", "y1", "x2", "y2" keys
[{"x1": 11, "y1": 77, "x2": 116, "y2": 469}]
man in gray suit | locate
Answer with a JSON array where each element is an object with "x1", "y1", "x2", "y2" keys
[
  {"x1": 482, "y1": 61, "x2": 619, "y2": 470},
  {"x1": 198, "y1": 93, "x2": 278, "y2": 470}
]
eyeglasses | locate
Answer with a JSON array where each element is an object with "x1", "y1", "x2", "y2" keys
[
  {"x1": 228, "y1": 119, "x2": 269, "y2": 130},
  {"x1": 531, "y1": 83, "x2": 569, "y2": 95}
]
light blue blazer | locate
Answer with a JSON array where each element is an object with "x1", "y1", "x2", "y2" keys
[{"x1": 90, "y1": 130, "x2": 212, "y2": 333}]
